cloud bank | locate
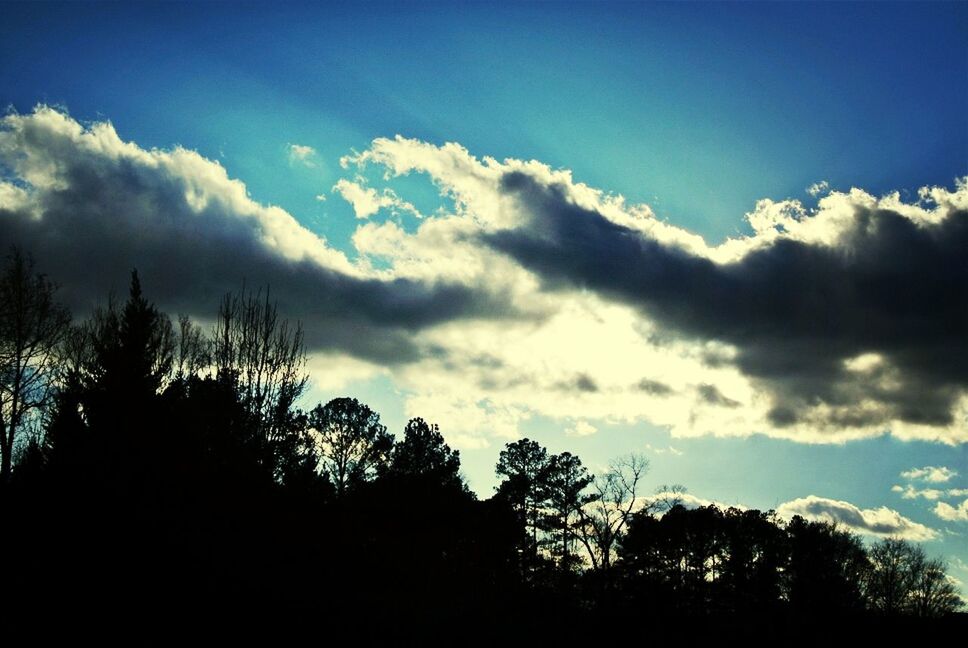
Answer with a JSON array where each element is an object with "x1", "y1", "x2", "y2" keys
[
  {"x1": 0, "y1": 107, "x2": 521, "y2": 365},
  {"x1": 1, "y1": 107, "x2": 966, "y2": 448},
  {"x1": 776, "y1": 495, "x2": 938, "y2": 541}
]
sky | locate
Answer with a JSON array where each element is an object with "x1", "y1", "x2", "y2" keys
[{"x1": 1, "y1": 1, "x2": 966, "y2": 587}]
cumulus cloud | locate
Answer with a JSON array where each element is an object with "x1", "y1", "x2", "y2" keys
[
  {"x1": 806, "y1": 180, "x2": 829, "y2": 197},
  {"x1": 566, "y1": 420, "x2": 597, "y2": 437},
  {"x1": 776, "y1": 495, "x2": 938, "y2": 541},
  {"x1": 892, "y1": 484, "x2": 946, "y2": 500},
  {"x1": 934, "y1": 499, "x2": 968, "y2": 522},
  {"x1": 901, "y1": 466, "x2": 958, "y2": 483},
  {"x1": 638, "y1": 490, "x2": 747, "y2": 513},
  {"x1": 288, "y1": 143, "x2": 317, "y2": 167},
  {"x1": 2, "y1": 107, "x2": 966, "y2": 448},
  {"x1": 0, "y1": 107, "x2": 519, "y2": 365},
  {"x1": 332, "y1": 178, "x2": 422, "y2": 219}
]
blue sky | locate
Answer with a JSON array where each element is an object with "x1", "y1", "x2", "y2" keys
[{"x1": 2, "y1": 2, "x2": 967, "y2": 585}]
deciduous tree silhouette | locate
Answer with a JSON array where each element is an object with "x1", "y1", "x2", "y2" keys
[
  {"x1": 577, "y1": 453, "x2": 648, "y2": 570},
  {"x1": 0, "y1": 248, "x2": 71, "y2": 483},
  {"x1": 309, "y1": 396, "x2": 393, "y2": 495},
  {"x1": 212, "y1": 285, "x2": 308, "y2": 480},
  {"x1": 865, "y1": 538, "x2": 964, "y2": 617}
]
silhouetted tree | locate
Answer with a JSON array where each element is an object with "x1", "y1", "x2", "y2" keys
[
  {"x1": 387, "y1": 417, "x2": 463, "y2": 490},
  {"x1": 577, "y1": 453, "x2": 648, "y2": 570},
  {"x1": 0, "y1": 248, "x2": 71, "y2": 482},
  {"x1": 784, "y1": 516, "x2": 867, "y2": 615},
  {"x1": 309, "y1": 396, "x2": 392, "y2": 495},
  {"x1": 81, "y1": 271, "x2": 175, "y2": 411},
  {"x1": 865, "y1": 538, "x2": 964, "y2": 617},
  {"x1": 910, "y1": 556, "x2": 964, "y2": 617},
  {"x1": 864, "y1": 538, "x2": 923, "y2": 616},
  {"x1": 495, "y1": 438, "x2": 551, "y2": 568},
  {"x1": 174, "y1": 313, "x2": 210, "y2": 380},
  {"x1": 211, "y1": 285, "x2": 308, "y2": 479},
  {"x1": 717, "y1": 507, "x2": 785, "y2": 614},
  {"x1": 543, "y1": 451, "x2": 594, "y2": 571}
]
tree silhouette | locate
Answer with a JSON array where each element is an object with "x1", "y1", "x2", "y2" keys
[
  {"x1": 387, "y1": 417, "x2": 463, "y2": 490},
  {"x1": 495, "y1": 438, "x2": 551, "y2": 569},
  {"x1": 81, "y1": 271, "x2": 175, "y2": 412},
  {"x1": 542, "y1": 451, "x2": 594, "y2": 572},
  {"x1": 0, "y1": 248, "x2": 71, "y2": 483},
  {"x1": 211, "y1": 285, "x2": 308, "y2": 480},
  {"x1": 577, "y1": 453, "x2": 648, "y2": 570},
  {"x1": 785, "y1": 516, "x2": 867, "y2": 615},
  {"x1": 865, "y1": 538, "x2": 964, "y2": 617},
  {"x1": 309, "y1": 396, "x2": 393, "y2": 495}
]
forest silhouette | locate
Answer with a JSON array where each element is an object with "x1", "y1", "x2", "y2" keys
[{"x1": 0, "y1": 247, "x2": 963, "y2": 640}]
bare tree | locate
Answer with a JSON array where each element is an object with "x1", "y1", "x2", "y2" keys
[
  {"x1": 576, "y1": 453, "x2": 649, "y2": 570},
  {"x1": 212, "y1": 285, "x2": 308, "y2": 448},
  {"x1": 652, "y1": 483, "x2": 689, "y2": 513},
  {"x1": 175, "y1": 314, "x2": 210, "y2": 380},
  {"x1": 910, "y1": 557, "x2": 964, "y2": 617},
  {"x1": 864, "y1": 538, "x2": 923, "y2": 616},
  {"x1": 0, "y1": 248, "x2": 71, "y2": 482}
]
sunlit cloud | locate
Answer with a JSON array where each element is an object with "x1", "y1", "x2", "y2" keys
[
  {"x1": 776, "y1": 495, "x2": 938, "y2": 541},
  {"x1": 2, "y1": 107, "x2": 966, "y2": 450}
]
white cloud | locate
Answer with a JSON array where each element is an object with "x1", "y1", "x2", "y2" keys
[
  {"x1": 332, "y1": 178, "x2": 422, "y2": 219},
  {"x1": 892, "y1": 484, "x2": 968, "y2": 501},
  {"x1": 806, "y1": 180, "x2": 829, "y2": 196},
  {"x1": 892, "y1": 484, "x2": 946, "y2": 500},
  {"x1": 634, "y1": 490, "x2": 748, "y2": 514},
  {"x1": 776, "y1": 495, "x2": 938, "y2": 541},
  {"x1": 901, "y1": 466, "x2": 958, "y2": 483},
  {"x1": 288, "y1": 143, "x2": 318, "y2": 167},
  {"x1": 566, "y1": 420, "x2": 597, "y2": 437},
  {"x1": 3, "y1": 107, "x2": 967, "y2": 450},
  {"x1": 645, "y1": 443, "x2": 684, "y2": 456},
  {"x1": 934, "y1": 499, "x2": 968, "y2": 522}
]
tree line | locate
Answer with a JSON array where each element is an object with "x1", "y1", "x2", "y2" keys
[{"x1": 0, "y1": 247, "x2": 963, "y2": 637}]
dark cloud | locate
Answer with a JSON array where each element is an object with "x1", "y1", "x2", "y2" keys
[
  {"x1": 636, "y1": 378, "x2": 673, "y2": 396},
  {"x1": 696, "y1": 384, "x2": 740, "y2": 408},
  {"x1": 0, "y1": 109, "x2": 518, "y2": 364},
  {"x1": 555, "y1": 373, "x2": 599, "y2": 393},
  {"x1": 485, "y1": 171, "x2": 968, "y2": 430}
]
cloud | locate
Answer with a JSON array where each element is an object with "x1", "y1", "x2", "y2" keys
[
  {"x1": 2, "y1": 108, "x2": 966, "y2": 447},
  {"x1": 637, "y1": 379, "x2": 673, "y2": 396},
  {"x1": 807, "y1": 180, "x2": 829, "y2": 197},
  {"x1": 776, "y1": 495, "x2": 938, "y2": 541},
  {"x1": 638, "y1": 490, "x2": 747, "y2": 512},
  {"x1": 566, "y1": 420, "x2": 597, "y2": 437},
  {"x1": 481, "y1": 168, "x2": 968, "y2": 440},
  {"x1": 288, "y1": 143, "x2": 317, "y2": 167},
  {"x1": 696, "y1": 383, "x2": 740, "y2": 408},
  {"x1": 892, "y1": 484, "x2": 946, "y2": 500},
  {"x1": 934, "y1": 499, "x2": 968, "y2": 522},
  {"x1": 0, "y1": 107, "x2": 520, "y2": 366},
  {"x1": 332, "y1": 178, "x2": 422, "y2": 220},
  {"x1": 901, "y1": 466, "x2": 958, "y2": 483},
  {"x1": 644, "y1": 443, "x2": 684, "y2": 456}
]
